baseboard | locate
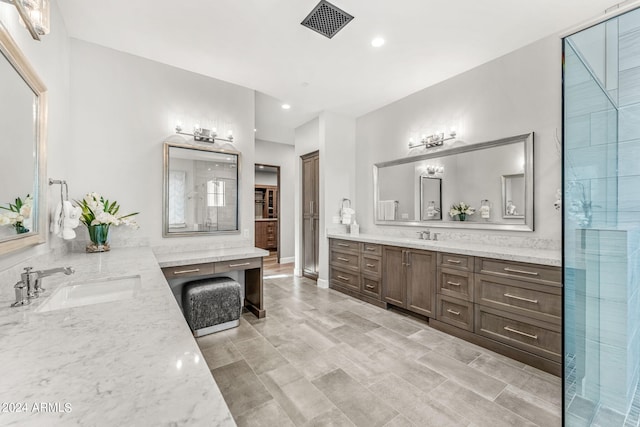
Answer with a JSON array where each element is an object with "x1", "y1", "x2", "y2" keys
[
  {"x1": 294, "y1": 268, "x2": 302, "y2": 277},
  {"x1": 317, "y1": 278, "x2": 329, "y2": 289},
  {"x1": 279, "y1": 256, "x2": 294, "y2": 264}
]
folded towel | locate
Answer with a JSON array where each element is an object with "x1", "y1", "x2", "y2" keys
[
  {"x1": 379, "y1": 200, "x2": 397, "y2": 220},
  {"x1": 60, "y1": 201, "x2": 81, "y2": 240}
]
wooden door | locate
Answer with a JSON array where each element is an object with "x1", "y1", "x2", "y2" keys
[
  {"x1": 406, "y1": 249, "x2": 436, "y2": 317},
  {"x1": 302, "y1": 151, "x2": 319, "y2": 279},
  {"x1": 383, "y1": 247, "x2": 405, "y2": 307}
]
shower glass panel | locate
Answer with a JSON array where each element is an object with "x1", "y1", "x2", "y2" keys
[{"x1": 564, "y1": 7, "x2": 640, "y2": 426}]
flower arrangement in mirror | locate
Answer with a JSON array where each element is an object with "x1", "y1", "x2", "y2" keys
[
  {"x1": 0, "y1": 195, "x2": 33, "y2": 234},
  {"x1": 449, "y1": 201, "x2": 475, "y2": 222},
  {"x1": 76, "y1": 193, "x2": 139, "y2": 253}
]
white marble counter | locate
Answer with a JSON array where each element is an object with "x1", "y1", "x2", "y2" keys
[
  {"x1": 155, "y1": 247, "x2": 269, "y2": 268},
  {"x1": 0, "y1": 247, "x2": 235, "y2": 426},
  {"x1": 328, "y1": 232, "x2": 561, "y2": 267}
]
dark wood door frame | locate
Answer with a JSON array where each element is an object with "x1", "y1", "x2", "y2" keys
[
  {"x1": 301, "y1": 151, "x2": 319, "y2": 280},
  {"x1": 255, "y1": 163, "x2": 281, "y2": 263}
]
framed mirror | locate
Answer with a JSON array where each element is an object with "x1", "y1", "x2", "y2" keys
[
  {"x1": 420, "y1": 177, "x2": 442, "y2": 221},
  {"x1": 0, "y1": 24, "x2": 47, "y2": 255},
  {"x1": 374, "y1": 133, "x2": 534, "y2": 231},
  {"x1": 163, "y1": 142, "x2": 240, "y2": 237}
]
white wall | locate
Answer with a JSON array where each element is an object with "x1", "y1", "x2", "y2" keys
[
  {"x1": 356, "y1": 35, "x2": 562, "y2": 243},
  {"x1": 0, "y1": 0, "x2": 71, "y2": 272},
  {"x1": 67, "y1": 39, "x2": 256, "y2": 250},
  {"x1": 254, "y1": 139, "x2": 295, "y2": 261}
]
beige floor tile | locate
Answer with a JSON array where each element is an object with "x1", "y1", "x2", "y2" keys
[
  {"x1": 383, "y1": 414, "x2": 416, "y2": 426},
  {"x1": 511, "y1": 369, "x2": 562, "y2": 407},
  {"x1": 235, "y1": 400, "x2": 295, "y2": 427},
  {"x1": 302, "y1": 407, "x2": 355, "y2": 427},
  {"x1": 368, "y1": 349, "x2": 447, "y2": 394},
  {"x1": 494, "y1": 385, "x2": 561, "y2": 427},
  {"x1": 211, "y1": 359, "x2": 273, "y2": 416},
  {"x1": 468, "y1": 353, "x2": 532, "y2": 384},
  {"x1": 366, "y1": 327, "x2": 431, "y2": 359},
  {"x1": 430, "y1": 338, "x2": 483, "y2": 364},
  {"x1": 330, "y1": 324, "x2": 387, "y2": 357},
  {"x1": 234, "y1": 336, "x2": 289, "y2": 375},
  {"x1": 200, "y1": 340, "x2": 243, "y2": 370}
]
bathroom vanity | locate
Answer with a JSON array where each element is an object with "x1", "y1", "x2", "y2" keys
[{"x1": 328, "y1": 233, "x2": 562, "y2": 375}]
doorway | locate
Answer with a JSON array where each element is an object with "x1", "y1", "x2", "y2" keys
[{"x1": 254, "y1": 164, "x2": 280, "y2": 266}]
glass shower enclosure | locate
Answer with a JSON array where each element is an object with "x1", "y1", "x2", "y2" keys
[{"x1": 564, "y1": 6, "x2": 640, "y2": 426}]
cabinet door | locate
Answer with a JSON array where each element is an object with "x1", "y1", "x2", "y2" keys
[
  {"x1": 406, "y1": 250, "x2": 436, "y2": 317},
  {"x1": 303, "y1": 218, "x2": 315, "y2": 275},
  {"x1": 383, "y1": 247, "x2": 405, "y2": 307}
]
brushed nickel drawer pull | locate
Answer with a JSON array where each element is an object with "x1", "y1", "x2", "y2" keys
[
  {"x1": 446, "y1": 281, "x2": 461, "y2": 287},
  {"x1": 504, "y1": 326, "x2": 538, "y2": 340},
  {"x1": 173, "y1": 268, "x2": 200, "y2": 275},
  {"x1": 365, "y1": 284, "x2": 375, "y2": 289},
  {"x1": 504, "y1": 293, "x2": 538, "y2": 304},
  {"x1": 504, "y1": 267, "x2": 539, "y2": 276},
  {"x1": 229, "y1": 262, "x2": 251, "y2": 268},
  {"x1": 447, "y1": 259, "x2": 462, "y2": 264},
  {"x1": 337, "y1": 275, "x2": 350, "y2": 281},
  {"x1": 446, "y1": 309, "x2": 461, "y2": 316},
  {"x1": 366, "y1": 263, "x2": 376, "y2": 268},
  {"x1": 337, "y1": 243, "x2": 350, "y2": 247},
  {"x1": 365, "y1": 247, "x2": 376, "y2": 251},
  {"x1": 337, "y1": 257, "x2": 350, "y2": 262}
]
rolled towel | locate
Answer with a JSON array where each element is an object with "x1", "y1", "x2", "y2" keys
[
  {"x1": 51, "y1": 202, "x2": 63, "y2": 236},
  {"x1": 61, "y1": 201, "x2": 82, "y2": 240}
]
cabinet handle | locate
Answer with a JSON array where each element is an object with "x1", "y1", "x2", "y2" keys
[
  {"x1": 504, "y1": 293, "x2": 538, "y2": 304},
  {"x1": 310, "y1": 201, "x2": 314, "y2": 214},
  {"x1": 504, "y1": 267, "x2": 539, "y2": 276},
  {"x1": 446, "y1": 259, "x2": 462, "y2": 264},
  {"x1": 406, "y1": 252, "x2": 411, "y2": 267},
  {"x1": 446, "y1": 281, "x2": 461, "y2": 287},
  {"x1": 366, "y1": 263, "x2": 375, "y2": 268},
  {"x1": 337, "y1": 257, "x2": 350, "y2": 262},
  {"x1": 446, "y1": 309, "x2": 461, "y2": 316},
  {"x1": 365, "y1": 284, "x2": 375, "y2": 289},
  {"x1": 337, "y1": 275, "x2": 350, "y2": 281},
  {"x1": 401, "y1": 250, "x2": 406, "y2": 266},
  {"x1": 229, "y1": 262, "x2": 251, "y2": 268},
  {"x1": 337, "y1": 243, "x2": 350, "y2": 247},
  {"x1": 504, "y1": 326, "x2": 538, "y2": 340},
  {"x1": 173, "y1": 268, "x2": 200, "y2": 275}
]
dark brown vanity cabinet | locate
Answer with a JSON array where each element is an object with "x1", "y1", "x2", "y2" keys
[{"x1": 382, "y1": 247, "x2": 436, "y2": 317}]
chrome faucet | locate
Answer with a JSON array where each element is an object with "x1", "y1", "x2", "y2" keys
[
  {"x1": 11, "y1": 266, "x2": 74, "y2": 307},
  {"x1": 416, "y1": 230, "x2": 431, "y2": 240}
]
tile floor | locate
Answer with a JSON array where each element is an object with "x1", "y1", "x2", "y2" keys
[{"x1": 196, "y1": 273, "x2": 562, "y2": 427}]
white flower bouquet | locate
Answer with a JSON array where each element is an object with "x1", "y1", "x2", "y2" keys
[
  {"x1": 76, "y1": 193, "x2": 139, "y2": 252},
  {"x1": 449, "y1": 201, "x2": 475, "y2": 221},
  {"x1": 0, "y1": 195, "x2": 33, "y2": 234}
]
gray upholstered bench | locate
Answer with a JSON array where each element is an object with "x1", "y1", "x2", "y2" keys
[{"x1": 182, "y1": 277, "x2": 241, "y2": 337}]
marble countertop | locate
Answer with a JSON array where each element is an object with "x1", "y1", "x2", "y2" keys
[
  {"x1": 327, "y1": 232, "x2": 561, "y2": 267},
  {"x1": 0, "y1": 247, "x2": 235, "y2": 426},
  {"x1": 155, "y1": 247, "x2": 269, "y2": 268}
]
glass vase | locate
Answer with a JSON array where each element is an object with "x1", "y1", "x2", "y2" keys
[
  {"x1": 458, "y1": 213, "x2": 466, "y2": 221},
  {"x1": 15, "y1": 222, "x2": 29, "y2": 234},
  {"x1": 86, "y1": 224, "x2": 110, "y2": 253}
]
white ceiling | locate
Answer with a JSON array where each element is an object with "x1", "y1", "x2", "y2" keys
[{"x1": 58, "y1": 0, "x2": 619, "y2": 142}]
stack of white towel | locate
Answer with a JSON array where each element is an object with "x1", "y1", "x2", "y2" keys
[
  {"x1": 341, "y1": 207, "x2": 355, "y2": 225},
  {"x1": 51, "y1": 201, "x2": 82, "y2": 240},
  {"x1": 378, "y1": 200, "x2": 397, "y2": 220}
]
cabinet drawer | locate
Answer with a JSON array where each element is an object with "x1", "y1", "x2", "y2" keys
[
  {"x1": 475, "y1": 274, "x2": 561, "y2": 324},
  {"x1": 438, "y1": 268, "x2": 473, "y2": 301},
  {"x1": 438, "y1": 253, "x2": 473, "y2": 272},
  {"x1": 330, "y1": 239, "x2": 360, "y2": 254},
  {"x1": 437, "y1": 295, "x2": 473, "y2": 331},
  {"x1": 361, "y1": 255, "x2": 381, "y2": 277},
  {"x1": 215, "y1": 257, "x2": 262, "y2": 273},
  {"x1": 331, "y1": 267, "x2": 359, "y2": 291},
  {"x1": 330, "y1": 250, "x2": 360, "y2": 272},
  {"x1": 361, "y1": 275, "x2": 381, "y2": 299},
  {"x1": 163, "y1": 263, "x2": 214, "y2": 279},
  {"x1": 475, "y1": 258, "x2": 561, "y2": 286},
  {"x1": 362, "y1": 243, "x2": 382, "y2": 256},
  {"x1": 475, "y1": 306, "x2": 561, "y2": 362}
]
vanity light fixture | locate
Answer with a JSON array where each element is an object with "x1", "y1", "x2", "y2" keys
[
  {"x1": 422, "y1": 165, "x2": 444, "y2": 175},
  {"x1": 409, "y1": 129, "x2": 457, "y2": 149},
  {"x1": 281, "y1": 104, "x2": 291, "y2": 110},
  {"x1": 175, "y1": 124, "x2": 234, "y2": 143},
  {"x1": 0, "y1": 0, "x2": 50, "y2": 40}
]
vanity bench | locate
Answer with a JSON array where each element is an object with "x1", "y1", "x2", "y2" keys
[{"x1": 328, "y1": 234, "x2": 562, "y2": 376}]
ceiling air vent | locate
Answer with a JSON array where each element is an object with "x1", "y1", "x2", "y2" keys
[{"x1": 301, "y1": 0, "x2": 354, "y2": 39}]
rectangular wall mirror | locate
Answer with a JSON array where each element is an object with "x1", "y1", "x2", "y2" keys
[
  {"x1": 163, "y1": 142, "x2": 240, "y2": 237},
  {"x1": 374, "y1": 133, "x2": 534, "y2": 231},
  {"x1": 0, "y1": 24, "x2": 47, "y2": 255}
]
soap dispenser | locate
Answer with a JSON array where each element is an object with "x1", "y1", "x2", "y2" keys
[{"x1": 350, "y1": 221, "x2": 360, "y2": 236}]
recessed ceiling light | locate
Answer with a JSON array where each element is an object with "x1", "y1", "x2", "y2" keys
[
  {"x1": 371, "y1": 37, "x2": 385, "y2": 47},
  {"x1": 254, "y1": 128, "x2": 257, "y2": 132},
  {"x1": 282, "y1": 104, "x2": 291, "y2": 110}
]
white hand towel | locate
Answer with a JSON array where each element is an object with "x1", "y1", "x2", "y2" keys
[
  {"x1": 61, "y1": 201, "x2": 81, "y2": 240},
  {"x1": 51, "y1": 202, "x2": 63, "y2": 235}
]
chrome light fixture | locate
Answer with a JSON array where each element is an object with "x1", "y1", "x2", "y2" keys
[
  {"x1": 409, "y1": 129, "x2": 457, "y2": 149},
  {"x1": 175, "y1": 124, "x2": 234, "y2": 143},
  {"x1": 1, "y1": 0, "x2": 50, "y2": 40}
]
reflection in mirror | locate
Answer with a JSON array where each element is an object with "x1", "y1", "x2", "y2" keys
[
  {"x1": 420, "y1": 177, "x2": 442, "y2": 221},
  {"x1": 0, "y1": 25, "x2": 46, "y2": 255},
  {"x1": 164, "y1": 143, "x2": 239, "y2": 236},
  {"x1": 502, "y1": 174, "x2": 525, "y2": 218},
  {"x1": 374, "y1": 133, "x2": 533, "y2": 231}
]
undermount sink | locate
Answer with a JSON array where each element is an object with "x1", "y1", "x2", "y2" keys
[{"x1": 36, "y1": 275, "x2": 141, "y2": 313}]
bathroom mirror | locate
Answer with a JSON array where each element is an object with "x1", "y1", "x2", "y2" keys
[
  {"x1": 502, "y1": 173, "x2": 525, "y2": 219},
  {"x1": 374, "y1": 133, "x2": 534, "y2": 231},
  {"x1": 163, "y1": 142, "x2": 240, "y2": 237},
  {"x1": 420, "y1": 177, "x2": 442, "y2": 221},
  {"x1": 0, "y1": 24, "x2": 47, "y2": 255}
]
